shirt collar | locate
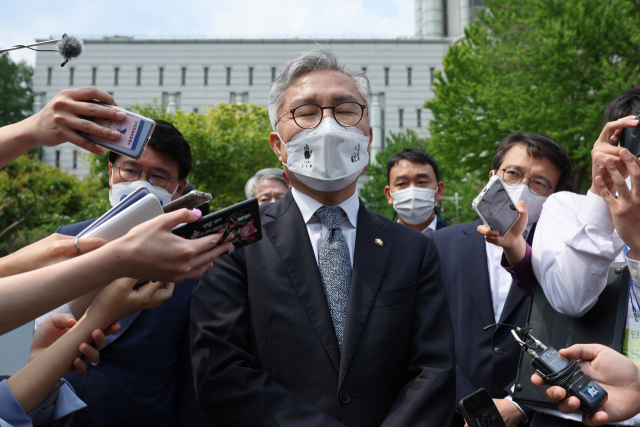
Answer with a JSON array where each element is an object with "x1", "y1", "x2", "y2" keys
[
  {"x1": 422, "y1": 215, "x2": 438, "y2": 232},
  {"x1": 291, "y1": 187, "x2": 359, "y2": 229}
]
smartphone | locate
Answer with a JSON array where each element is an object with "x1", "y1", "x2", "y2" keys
[
  {"x1": 458, "y1": 389, "x2": 507, "y2": 427},
  {"x1": 620, "y1": 114, "x2": 640, "y2": 157},
  {"x1": 172, "y1": 198, "x2": 262, "y2": 252},
  {"x1": 163, "y1": 190, "x2": 213, "y2": 213},
  {"x1": 472, "y1": 175, "x2": 519, "y2": 237},
  {"x1": 79, "y1": 100, "x2": 155, "y2": 160}
]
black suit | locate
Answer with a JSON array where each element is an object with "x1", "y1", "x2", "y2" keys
[
  {"x1": 190, "y1": 190, "x2": 455, "y2": 426},
  {"x1": 432, "y1": 220, "x2": 532, "y2": 420}
]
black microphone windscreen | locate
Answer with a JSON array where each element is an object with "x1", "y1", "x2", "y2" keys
[{"x1": 57, "y1": 35, "x2": 83, "y2": 66}]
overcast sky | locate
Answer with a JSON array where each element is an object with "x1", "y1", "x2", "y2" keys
[{"x1": 1, "y1": 0, "x2": 414, "y2": 66}]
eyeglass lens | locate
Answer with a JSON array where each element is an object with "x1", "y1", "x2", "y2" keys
[
  {"x1": 502, "y1": 169, "x2": 550, "y2": 195},
  {"x1": 293, "y1": 102, "x2": 363, "y2": 129}
]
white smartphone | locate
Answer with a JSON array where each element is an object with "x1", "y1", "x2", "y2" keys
[{"x1": 472, "y1": 175, "x2": 519, "y2": 237}]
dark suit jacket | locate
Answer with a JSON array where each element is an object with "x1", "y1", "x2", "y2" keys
[
  {"x1": 55, "y1": 220, "x2": 214, "y2": 427},
  {"x1": 432, "y1": 220, "x2": 531, "y2": 413},
  {"x1": 190, "y1": 190, "x2": 455, "y2": 427}
]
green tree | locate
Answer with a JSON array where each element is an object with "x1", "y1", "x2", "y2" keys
[
  {"x1": 425, "y1": 0, "x2": 640, "y2": 222},
  {"x1": 0, "y1": 54, "x2": 33, "y2": 127}
]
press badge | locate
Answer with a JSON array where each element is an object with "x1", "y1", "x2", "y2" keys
[{"x1": 623, "y1": 329, "x2": 640, "y2": 361}]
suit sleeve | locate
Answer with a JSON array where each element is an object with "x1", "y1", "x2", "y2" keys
[
  {"x1": 380, "y1": 236, "x2": 456, "y2": 426},
  {"x1": 455, "y1": 360, "x2": 478, "y2": 405},
  {"x1": 190, "y1": 249, "x2": 345, "y2": 427}
]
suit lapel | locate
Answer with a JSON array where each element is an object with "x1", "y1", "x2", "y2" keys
[
  {"x1": 262, "y1": 192, "x2": 341, "y2": 372},
  {"x1": 339, "y1": 202, "x2": 393, "y2": 385},
  {"x1": 497, "y1": 281, "x2": 527, "y2": 324},
  {"x1": 457, "y1": 220, "x2": 495, "y2": 328}
]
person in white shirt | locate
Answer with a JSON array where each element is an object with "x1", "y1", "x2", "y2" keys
[
  {"x1": 384, "y1": 148, "x2": 447, "y2": 233},
  {"x1": 530, "y1": 88, "x2": 640, "y2": 426}
]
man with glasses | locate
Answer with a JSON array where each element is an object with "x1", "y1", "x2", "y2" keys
[
  {"x1": 431, "y1": 133, "x2": 571, "y2": 427},
  {"x1": 35, "y1": 120, "x2": 217, "y2": 427},
  {"x1": 190, "y1": 46, "x2": 456, "y2": 426}
]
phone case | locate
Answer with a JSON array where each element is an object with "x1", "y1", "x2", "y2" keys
[
  {"x1": 172, "y1": 198, "x2": 262, "y2": 252},
  {"x1": 458, "y1": 388, "x2": 507, "y2": 427},
  {"x1": 163, "y1": 190, "x2": 213, "y2": 213},
  {"x1": 620, "y1": 114, "x2": 640, "y2": 157},
  {"x1": 472, "y1": 175, "x2": 519, "y2": 237},
  {"x1": 79, "y1": 101, "x2": 155, "y2": 160},
  {"x1": 77, "y1": 187, "x2": 150, "y2": 238}
]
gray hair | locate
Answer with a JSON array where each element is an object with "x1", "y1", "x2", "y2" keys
[
  {"x1": 245, "y1": 168, "x2": 287, "y2": 199},
  {"x1": 268, "y1": 46, "x2": 371, "y2": 130}
]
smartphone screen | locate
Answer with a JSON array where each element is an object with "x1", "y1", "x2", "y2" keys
[
  {"x1": 475, "y1": 178, "x2": 519, "y2": 236},
  {"x1": 458, "y1": 389, "x2": 507, "y2": 427},
  {"x1": 620, "y1": 114, "x2": 640, "y2": 157}
]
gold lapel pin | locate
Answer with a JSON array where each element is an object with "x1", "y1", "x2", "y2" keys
[{"x1": 375, "y1": 239, "x2": 383, "y2": 247}]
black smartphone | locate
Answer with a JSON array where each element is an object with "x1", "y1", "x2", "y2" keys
[
  {"x1": 620, "y1": 114, "x2": 640, "y2": 157},
  {"x1": 172, "y1": 198, "x2": 262, "y2": 252},
  {"x1": 163, "y1": 190, "x2": 212, "y2": 213},
  {"x1": 458, "y1": 389, "x2": 507, "y2": 427},
  {"x1": 472, "y1": 175, "x2": 519, "y2": 237}
]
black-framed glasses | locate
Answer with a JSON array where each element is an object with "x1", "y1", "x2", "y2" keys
[
  {"x1": 275, "y1": 101, "x2": 366, "y2": 129},
  {"x1": 113, "y1": 164, "x2": 179, "y2": 188},
  {"x1": 500, "y1": 168, "x2": 553, "y2": 196}
]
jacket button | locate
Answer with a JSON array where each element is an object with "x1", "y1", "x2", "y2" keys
[
  {"x1": 494, "y1": 347, "x2": 503, "y2": 355},
  {"x1": 339, "y1": 390, "x2": 351, "y2": 404}
]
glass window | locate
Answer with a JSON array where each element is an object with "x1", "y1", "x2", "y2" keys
[
  {"x1": 384, "y1": 67, "x2": 389, "y2": 86},
  {"x1": 114, "y1": 67, "x2": 119, "y2": 86},
  {"x1": 399, "y1": 109, "x2": 404, "y2": 128},
  {"x1": 159, "y1": 67, "x2": 164, "y2": 86},
  {"x1": 249, "y1": 67, "x2": 253, "y2": 86},
  {"x1": 407, "y1": 67, "x2": 412, "y2": 86},
  {"x1": 204, "y1": 67, "x2": 209, "y2": 85},
  {"x1": 47, "y1": 67, "x2": 52, "y2": 86},
  {"x1": 226, "y1": 67, "x2": 231, "y2": 85},
  {"x1": 136, "y1": 67, "x2": 141, "y2": 86},
  {"x1": 69, "y1": 67, "x2": 74, "y2": 86},
  {"x1": 181, "y1": 67, "x2": 186, "y2": 86},
  {"x1": 73, "y1": 150, "x2": 77, "y2": 169},
  {"x1": 417, "y1": 109, "x2": 422, "y2": 128},
  {"x1": 271, "y1": 67, "x2": 276, "y2": 82},
  {"x1": 92, "y1": 67, "x2": 97, "y2": 86}
]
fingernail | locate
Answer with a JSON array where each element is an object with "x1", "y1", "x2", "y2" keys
[
  {"x1": 115, "y1": 111, "x2": 126, "y2": 119},
  {"x1": 632, "y1": 120, "x2": 639, "y2": 125},
  {"x1": 209, "y1": 262, "x2": 213, "y2": 268},
  {"x1": 193, "y1": 208, "x2": 202, "y2": 219},
  {"x1": 110, "y1": 130, "x2": 121, "y2": 139},
  {"x1": 98, "y1": 147, "x2": 106, "y2": 154},
  {"x1": 91, "y1": 359, "x2": 100, "y2": 366},
  {"x1": 605, "y1": 157, "x2": 614, "y2": 165},
  {"x1": 228, "y1": 244, "x2": 235, "y2": 255},
  {"x1": 623, "y1": 149, "x2": 630, "y2": 156}
]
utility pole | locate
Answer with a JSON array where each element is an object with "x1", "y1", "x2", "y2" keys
[{"x1": 442, "y1": 192, "x2": 462, "y2": 224}]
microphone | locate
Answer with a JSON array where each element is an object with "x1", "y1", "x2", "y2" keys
[{"x1": 0, "y1": 34, "x2": 83, "y2": 67}]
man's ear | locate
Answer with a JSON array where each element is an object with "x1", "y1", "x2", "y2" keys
[
  {"x1": 384, "y1": 186, "x2": 394, "y2": 206},
  {"x1": 174, "y1": 179, "x2": 188, "y2": 200},
  {"x1": 270, "y1": 132, "x2": 284, "y2": 162},
  {"x1": 489, "y1": 170, "x2": 495, "y2": 180},
  {"x1": 435, "y1": 182, "x2": 445, "y2": 202},
  {"x1": 108, "y1": 163, "x2": 113, "y2": 188},
  {"x1": 367, "y1": 127, "x2": 373, "y2": 152}
]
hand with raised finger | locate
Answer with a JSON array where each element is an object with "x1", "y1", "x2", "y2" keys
[
  {"x1": 590, "y1": 115, "x2": 639, "y2": 195},
  {"x1": 477, "y1": 200, "x2": 528, "y2": 266},
  {"x1": 594, "y1": 149, "x2": 640, "y2": 256},
  {"x1": 531, "y1": 344, "x2": 640, "y2": 426}
]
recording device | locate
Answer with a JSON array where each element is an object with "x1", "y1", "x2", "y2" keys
[
  {"x1": 620, "y1": 114, "x2": 640, "y2": 157},
  {"x1": 472, "y1": 175, "x2": 519, "y2": 236},
  {"x1": 163, "y1": 190, "x2": 212, "y2": 213},
  {"x1": 458, "y1": 388, "x2": 507, "y2": 427},
  {"x1": 0, "y1": 34, "x2": 83, "y2": 67},
  {"x1": 172, "y1": 198, "x2": 262, "y2": 252},
  {"x1": 79, "y1": 101, "x2": 155, "y2": 160},
  {"x1": 485, "y1": 323, "x2": 608, "y2": 418}
]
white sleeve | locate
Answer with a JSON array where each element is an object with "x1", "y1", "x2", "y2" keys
[
  {"x1": 33, "y1": 304, "x2": 73, "y2": 332},
  {"x1": 532, "y1": 191, "x2": 625, "y2": 317}
]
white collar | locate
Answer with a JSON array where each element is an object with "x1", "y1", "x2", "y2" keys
[
  {"x1": 422, "y1": 215, "x2": 438, "y2": 232},
  {"x1": 291, "y1": 187, "x2": 359, "y2": 229}
]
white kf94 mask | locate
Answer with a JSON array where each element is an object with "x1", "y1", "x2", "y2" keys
[
  {"x1": 391, "y1": 187, "x2": 437, "y2": 225},
  {"x1": 503, "y1": 183, "x2": 547, "y2": 225},
  {"x1": 278, "y1": 118, "x2": 370, "y2": 192}
]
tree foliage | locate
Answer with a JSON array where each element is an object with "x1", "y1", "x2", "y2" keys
[{"x1": 0, "y1": 54, "x2": 33, "y2": 127}]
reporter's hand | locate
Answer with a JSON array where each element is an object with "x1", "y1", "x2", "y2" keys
[
  {"x1": 24, "y1": 87, "x2": 125, "y2": 155},
  {"x1": 111, "y1": 208, "x2": 235, "y2": 283},
  {"x1": 477, "y1": 200, "x2": 528, "y2": 266},
  {"x1": 590, "y1": 115, "x2": 639, "y2": 195},
  {"x1": 0, "y1": 233, "x2": 108, "y2": 278},
  {"x1": 29, "y1": 314, "x2": 120, "y2": 373},
  {"x1": 531, "y1": 344, "x2": 640, "y2": 426}
]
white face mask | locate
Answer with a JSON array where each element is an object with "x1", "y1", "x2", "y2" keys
[
  {"x1": 391, "y1": 187, "x2": 437, "y2": 225},
  {"x1": 503, "y1": 183, "x2": 547, "y2": 225},
  {"x1": 109, "y1": 173, "x2": 178, "y2": 207},
  {"x1": 278, "y1": 117, "x2": 370, "y2": 192}
]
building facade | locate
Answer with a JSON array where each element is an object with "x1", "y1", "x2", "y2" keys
[{"x1": 32, "y1": 0, "x2": 481, "y2": 179}]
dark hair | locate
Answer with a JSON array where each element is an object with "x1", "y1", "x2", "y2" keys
[
  {"x1": 603, "y1": 87, "x2": 640, "y2": 125},
  {"x1": 386, "y1": 148, "x2": 440, "y2": 184},
  {"x1": 108, "y1": 119, "x2": 192, "y2": 180},
  {"x1": 491, "y1": 132, "x2": 572, "y2": 192}
]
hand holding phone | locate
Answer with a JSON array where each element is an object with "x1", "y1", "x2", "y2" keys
[
  {"x1": 620, "y1": 114, "x2": 640, "y2": 157},
  {"x1": 458, "y1": 389, "x2": 507, "y2": 427},
  {"x1": 472, "y1": 176, "x2": 519, "y2": 237},
  {"x1": 163, "y1": 190, "x2": 212, "y2": 213}
]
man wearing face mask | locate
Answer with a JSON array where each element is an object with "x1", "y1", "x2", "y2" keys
[
  {"x1": 190, "y1": 47, "x2": 455, "y2": 427},
  {"x1": 384, "y1": 148, "x2": 446, "y2": 233},
  {"x1": 431, "y1": 133, "x2": 571, "y2": 427},
  {"x1": 34, "y1": 120, "x2": 217, "y2": 427}
]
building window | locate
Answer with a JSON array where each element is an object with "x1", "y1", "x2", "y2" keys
[
  {"x1": 430, "y1": 67, "x2": 435, "y2": 83},
  {"x1": 271, "y1": 67, "x2": 276, "y2": 82},
  {"x1": 181, "y1": 67, "x2": 186, "y2": 86},
  {"x1": 443, "y1": 0, "x2": 449, "y2": 36},
  {"x1": 69, "y1": 67, "x2": 74, "y2": 85},
  {"x1": 136, "y1": 67, "x2": 141, "y2": 86},
  {"x1": 399, "y1": 109, "x2": 404, "y2": 128},
  {"x1": 384, "y1": 67, "x2": 389, "y2": 86},
  {"x1": 72, "y1": 150, "x2": 78, "y2": 169},
  {"x1": 55, "y1": 150, "x2": 60, "y2": 168},
  {"x1": 362, "y1": 67, "x2": 367, "y2": 73},
  {"x1": 159, "y1": 67, "x2": 164, "y2": 86},
  {"x1": 226, "y1": 67, "x2": 231, "y2": 85},
  {"x1": 47, "y1": 67, "x2": 52, "y2": 85},
  {"x1": 249, "y1": 67, "x2": 253, "y2": 86},
  {"x1": 114, "y1": 67, "x2": 119, "y2": 86},
  {"x1": 407, "y1": 67, "x2": 412, "y2": 86},
  {"x1": 193, "y1": 108, "x2": 199, "y2": 114},
  {"x1": 91, "y1": 67, "x2": 97, "y2": 86},
  {"x1": 204, "y1": 67, "x2": 209, "y2": 86},
  {"x1": 417, "y1": 109, "x2": 422, "y2": 128}
]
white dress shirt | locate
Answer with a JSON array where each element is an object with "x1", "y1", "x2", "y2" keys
[
  {"x1": 420, "y1": 215, "x2": 438, "y2": 234},
  {"x1": 291, "y1": 187, "x2": 359, "y2": 266}
]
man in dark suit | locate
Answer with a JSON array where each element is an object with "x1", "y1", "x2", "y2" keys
[
  {"x1": 384, "y1": 148, "x2": 447, "y2": 232},
  {"x1": 34, "y1": 121, "x2": 215, "y2": 427},
  {"x1": 431, "y1": 133, "x2": 572, "y2": 426},
  {"x1": 190, "y1": 47, "x2": 455, "y2": 426}
]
